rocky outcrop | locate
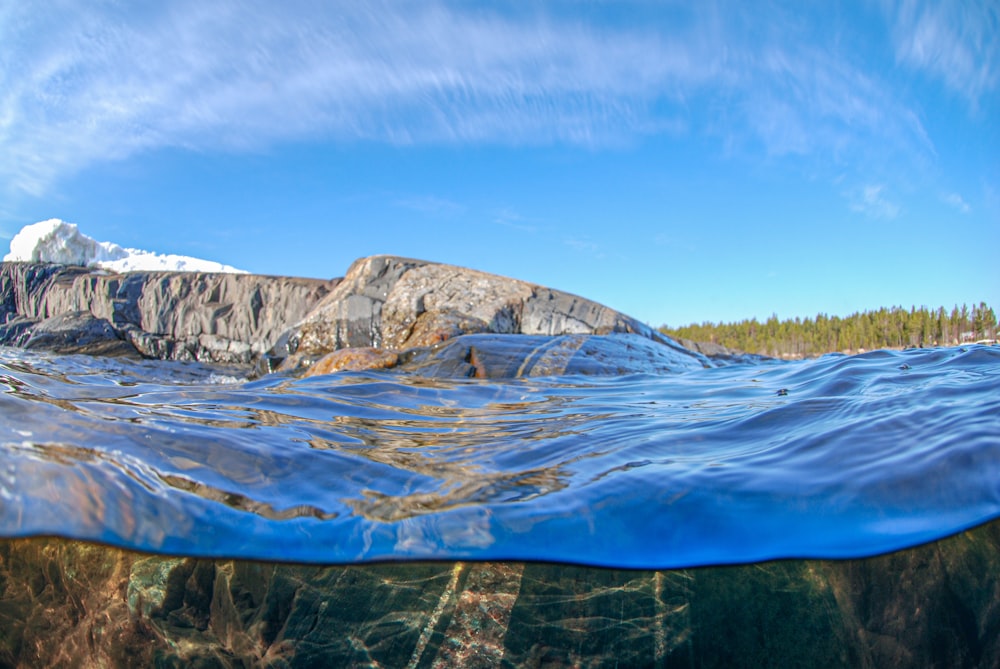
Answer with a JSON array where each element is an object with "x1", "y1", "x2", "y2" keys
[
  {"x1": 0, "y1": 263, "x2": 337, "y2": 363},
  {"x1": 2, "y1": 519, "x2": 998, "y2": 668},
  {"x1": 0, "y1": 256, "x2": 710, "y2": 372},
  {"x1": 280, "y1": 255, "x2": 703, "y2": 371}
]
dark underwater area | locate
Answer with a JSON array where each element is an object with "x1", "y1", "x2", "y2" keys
[{"x1": 3, "y1": 520, "x2": 1000, "y2": 668}]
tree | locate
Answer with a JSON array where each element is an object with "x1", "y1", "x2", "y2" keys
[
  {"x1": 973, "y1": 302, "x2": 998, "y2": 340},
  {"x1": 658, "y1": 301, "x2": 997, "y2": 356}
]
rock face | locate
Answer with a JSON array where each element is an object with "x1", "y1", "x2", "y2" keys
[
  {"x1": 281, "y1": 255, "x2": 703, "y2": 371},
  {"x1": 0, "y1": 262, "x2": 337, "y2": 363},
  {"x1": 0, "y1": 256, "x2": 708, "y2": 372},
  {"x1": 1, "y1": 519, "x2": 998, "y2": 668}
]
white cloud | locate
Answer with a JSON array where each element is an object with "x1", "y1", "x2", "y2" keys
[
  {"x1": 885, "y1": 0, "x2": 999, "y2": 108},
  {"x1": 0, "y1": 1, "x2": 940, "y2": 195},
  {"x1": 850, "y1": 184, "x2": 901, "y2": 219},
  {"x1": 736, "y1": 44, "x2": 933, "y2": 161},
  {"x1": 943, "y1": 192, "x2": 971, "y2": 214},
  {"x1": 0, "y1": 1, "x2": 713, "y2": 194}
]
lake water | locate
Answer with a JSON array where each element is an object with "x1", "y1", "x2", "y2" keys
[{"x1": 1, "y1": 343, "x2": 998, "y2": 569}]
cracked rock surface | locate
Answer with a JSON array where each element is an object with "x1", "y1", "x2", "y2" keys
[{"x1": 0, "y1": 262, "x2": 336, "y2": 364}]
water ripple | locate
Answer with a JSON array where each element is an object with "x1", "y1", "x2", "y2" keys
[{"x1": 0, "y1": 345, "x2": 998, "y2": 568}]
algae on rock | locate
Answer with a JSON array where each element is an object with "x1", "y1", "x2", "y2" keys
[{"x1": 2, "y1": 520, "x2": 999, "y2": 667}]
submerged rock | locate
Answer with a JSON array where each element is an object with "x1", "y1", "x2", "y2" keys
[
  {"x1": 396, "y1": 332, "x2": 706, "y2": 378},
  {"x1": 1, "y1": 519, "x2": 998, "y2": 668},
  {"x1": 302, "y1": 333, "x2": 706, "y2": 379}
]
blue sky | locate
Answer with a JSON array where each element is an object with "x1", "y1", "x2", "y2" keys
[{"x1": 1, "y1": 1, "x2": 997, "y2": 327}]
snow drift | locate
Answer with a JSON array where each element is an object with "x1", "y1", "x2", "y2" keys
[{"x1": 4, "y1": 219, "x2": 246, "y2": 273}]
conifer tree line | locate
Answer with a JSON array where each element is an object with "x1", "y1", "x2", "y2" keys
[{"x1": 660, "y1": 302, "x2": 998, "y2": 358}]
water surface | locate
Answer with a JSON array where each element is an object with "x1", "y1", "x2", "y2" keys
[{"x1": 1, "y1": 344, "x2": 997, "y2": 568}]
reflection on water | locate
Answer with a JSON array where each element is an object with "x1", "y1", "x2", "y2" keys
[{"x1": 0, "y1": 345, "x2": 999, "y2": 568}]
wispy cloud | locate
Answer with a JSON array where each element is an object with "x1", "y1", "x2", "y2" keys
[
  {"x1": 884, "y1": 0, "x2": 999, "y2": 109},
  {"x1": 736, "y1": 43, "x2": 933, "y2": 161},
  {"x1": 850, "y1": 184, "x2": 901, "y2": 220},
  {"x1": 942, "y1": 192, "x2": 971, "y2": 214},
  {"x1": 0, "y1": 1, "x2": 943, "y2": 195},
  {"x1": 491, "y1": 207, "x2": 537, "y2": 233}
]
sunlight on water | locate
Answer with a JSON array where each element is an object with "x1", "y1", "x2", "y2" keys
[{"x1": 0, "y1": 345, "x2": 998, "y2": 568}]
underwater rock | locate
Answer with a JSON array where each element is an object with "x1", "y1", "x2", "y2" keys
[{"x1": 1, "y1": 519, "x2": 998, "y2": 668}]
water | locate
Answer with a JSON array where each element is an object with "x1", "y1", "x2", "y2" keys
[{"x1": 0, "y1": 344, "x2": 998, "y2": 569}]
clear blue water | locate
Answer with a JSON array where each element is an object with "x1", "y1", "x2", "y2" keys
[{"x1": 0, "y1": 344, "x2": 998, "y2": 568}]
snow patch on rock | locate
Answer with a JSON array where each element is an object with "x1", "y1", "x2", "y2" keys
[{"x1": 4, "y1": 219, "x2": 246, "y2": 274}]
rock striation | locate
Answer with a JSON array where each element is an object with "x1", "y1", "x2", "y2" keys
[{"x1": 0, "y1": 262, "x2": 337, "y2": 364}]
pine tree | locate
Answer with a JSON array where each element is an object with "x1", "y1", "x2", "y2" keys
[{"x1": 659, "y1": 301, "x2": 997, "y2": 356}]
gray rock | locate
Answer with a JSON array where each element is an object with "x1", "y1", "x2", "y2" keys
[
  {"x1": 675, "y1": 336, "x2": 775, "y2": 366},
  {"x1": 1, "y1": 257, "x2": 709, "y2": 372},
  {"x1": 0, "y1": 315, "x2": 36, "y2": 347},
  {"x1": 397, "y1": 332, "x2": 706, "y2": 378},
  {"x1": 22, "y1": 311, "x2": 137, "y2": 356},
  {"x1": 286, "y1": 255, "x2": 705, "y2": 370},
  {"x1": 0, "y1": 256, "x2": 710, "y2": 372},
  {"x1": 0, "y1": 262, "x2": 337, "y2": 364},
  {"x1": 289, "y1": 256, "x2": 430, "y2": 354}
]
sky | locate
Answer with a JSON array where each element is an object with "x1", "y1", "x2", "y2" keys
[{"x1": 0, "y1": 1, "x2": 997, "y2": 327}]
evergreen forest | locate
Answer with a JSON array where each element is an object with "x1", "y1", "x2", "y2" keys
[{"x1": 660, "y1": 302, "x2": 998, "y2": 359}]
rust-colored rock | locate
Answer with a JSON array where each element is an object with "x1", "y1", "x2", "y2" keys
[{"x1": 304, "y1": 347, "x2": 400, "y2": 376}]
